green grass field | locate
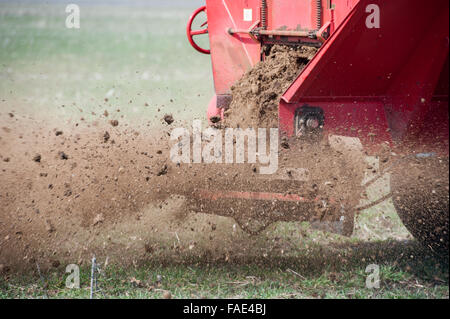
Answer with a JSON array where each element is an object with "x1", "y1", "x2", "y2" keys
[
  {"x1": 0, "y1": 1, "x2": 448, "y2": 299},
  {"x1": 1, "y1": 241, "x2": 448, "y2": 299}
]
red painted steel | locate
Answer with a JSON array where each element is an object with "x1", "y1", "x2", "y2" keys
[
  {"x1": 266, "y1": 0, "x2": 357, "y2": 33},
  {"x1": 204, "y1": 0, "x2": 262, "y2": 95}
]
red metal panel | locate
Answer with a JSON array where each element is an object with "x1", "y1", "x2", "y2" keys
[
  {"x1": 266, "y1": 1, "x2": 358, "y2": 32},
  {"x1": 282, "y1": 0, "x2": 449, "y2": 100},
  {"x1": 205, "y1": 0, "x2": 261, "y2": 95},
  {"x1": 385, "y1": 4, "x2": 449, "y2": 142},
  {"x1": 327, "y1": 0, "x2": 359, "y2": 30}
]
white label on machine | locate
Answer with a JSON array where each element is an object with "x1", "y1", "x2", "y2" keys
[{"x1": 243, "y1": 9, "x2": 252, "y2": 22}]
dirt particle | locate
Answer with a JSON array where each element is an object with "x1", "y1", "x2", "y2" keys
[
  {"x1": 157, "y1": 164, "x2": 168, "y2": 176},
  {"x1": 0, "y1": 264, "x2": 9, "y2": 274},
  {"x1": 58, "y1": 152, "x2": 69, "y2": 160},
  {"x1": 103, "y1": 131, "x2": 110, "y2": 143},
  {"x1": 45, "y1": 220, "x2": 55, "y2": 233},
  {"x1": 33, "y1": 154, "x2": 41, "y2": 163},
  {"x1": 163, "y1": 114, "x2": 174, "y2": 125},
  {"x1": 210, "y1": 116, "x2": 221, "y2": 124},
  {"x1": 144, "y1": 243, "x2": 154, "y2": 254},
  {"x1": 55, "y1": 130, "x2": 63, "y2": 136},
  {"x1": 281, "y1": 141, "x2": 290, "y2": 149}
]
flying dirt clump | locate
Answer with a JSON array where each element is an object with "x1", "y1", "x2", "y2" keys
[
  {"x1": 224, "y1": 45, "x2": 317, "y2": 129},
  {"x1": 103, "y1": 131, "x2": 110, "y2": 143},
  {"x1": 58, "y1": 151, "x2": 69, "y2": 160},
  {"x1": 163, "y1": 114, "x2": 174, "y2": 125}
]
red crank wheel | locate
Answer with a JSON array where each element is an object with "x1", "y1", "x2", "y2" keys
[{"x1": 187, "y1": 6, "x2": 210, "y2": 55}]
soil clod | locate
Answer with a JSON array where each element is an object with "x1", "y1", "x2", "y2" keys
[
  {"x1": 33, "y1": 154, "x2": 41, "y2": 163},
  {"x1": 163, "y1": 114, "x2": 174, "y2": 125},
  {"x1": 58, "y1": 152, "x2": 69, "y2": 160}
]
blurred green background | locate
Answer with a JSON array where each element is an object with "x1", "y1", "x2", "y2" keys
[{"x1": 0, "y1": 0, "x2": 214, "y2": 124}]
